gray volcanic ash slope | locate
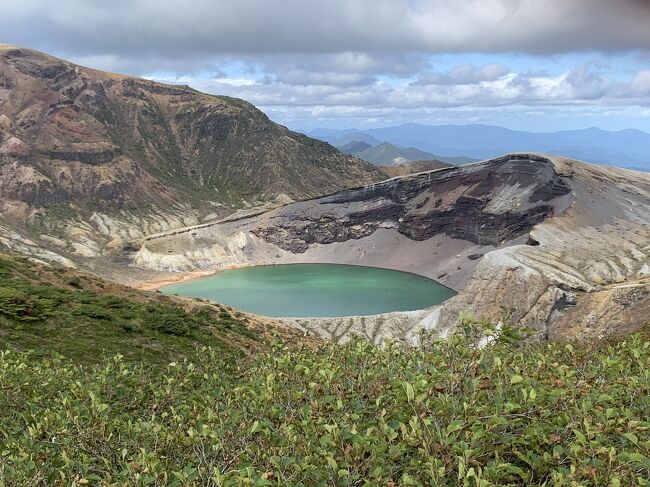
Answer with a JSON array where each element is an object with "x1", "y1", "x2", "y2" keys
[
  {"x1": 251, "y1": 153, "x2": 571, "y2": 251},
  {"x1": 124, "y1": 153, "x2": 650, "y2": 342}
]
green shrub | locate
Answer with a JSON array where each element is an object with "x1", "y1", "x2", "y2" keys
[
  {"x1": 67, "y1": 276, "x2": 82, "y2": 288},
  {"x1": 0, "y1": 287, "x2": 50, "y2": 321},
  {"x1": 151, "y1": 311, "x2": 193, "y2": 336},
  {"x1": 1, "y1": 332, "x2": 649, "y2": 486},
  {"x1": 120, "y1": 322, "x2": 141, "y2": 333},
  {"x1": 75, "y1": 303, "x2": 113, "y2": 320}
]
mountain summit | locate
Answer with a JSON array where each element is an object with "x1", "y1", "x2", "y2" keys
[{"x1": 0, "y1": 45, "x2": 383, "y2": 221}]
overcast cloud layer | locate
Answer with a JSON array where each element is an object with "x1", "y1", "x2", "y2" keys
[{"x1": 2, "y1": 0, "x2": 650, "y2": 130}]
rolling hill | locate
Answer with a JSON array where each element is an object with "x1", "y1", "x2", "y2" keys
[
  {"x1": 337, "y1": 140, "x2": 373, "y2": 156},
  {"x1": 347, "y1": 142, "x2": 438, "y2": 166},
  {"x1": 337, "y1": 140, "x2": 476, "y2": 166},
  {"x1": 0, "y1": 252, "x2": 305, "y2": 364}
]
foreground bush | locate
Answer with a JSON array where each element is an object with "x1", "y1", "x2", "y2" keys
[{"x1": 1, "y1": 332, "x2": 649, "y2": 486}]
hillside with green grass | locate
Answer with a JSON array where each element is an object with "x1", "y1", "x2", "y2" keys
[{"x1": 0, "y1": 254, "x2": 303, "y2": 365}]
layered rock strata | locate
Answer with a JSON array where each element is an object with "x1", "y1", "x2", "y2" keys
[{"x1": 121, "y1": 153, "x2": 650, "y2": 341}]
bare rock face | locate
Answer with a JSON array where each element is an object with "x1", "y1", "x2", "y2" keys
[
  {"x1": 432, "y1": 157, "x2": 650, "y2": 340},
  {"x1": 252, "y1": 154, "x2": 571, "y2": 252},
  {"x1": 0, "y1": 136, "x2": 30, "y2": 157},
  {"x1": 0, "y1": 114, "x2": 11, "y2": 129},
  {"x1": 0, "y1": 44, "x2": 383, "y2": 225},
  {"x1": 547, "y1": 285, "x2": 649, "y2": 339}
]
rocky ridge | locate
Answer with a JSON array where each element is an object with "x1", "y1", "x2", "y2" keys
[
  {"x1": 251, "y1": 154, "x2": 571, "y2": 252},
  {"x1": 122, "y1": 153, "x2": 650, "y2": 342},
  {"x1": 0, "y1": 44, "x2": 383, "y2": 261}
]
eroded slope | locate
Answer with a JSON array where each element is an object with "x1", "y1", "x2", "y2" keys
[
  {"x1": 0, "y1": 44, "x2": 383, "y2": 261},
  {"x1": 117, "y1": 153, "x2": 650, "y2": 341}
]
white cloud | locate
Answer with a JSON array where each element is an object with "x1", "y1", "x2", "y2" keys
[
  {"x1": 3, "y1": 0, "x2": 649, "y2": 129},
  {"x1": 212, "y1": 77, "x2": 257, "y2": 87},
  {"x1": 415, "y1": 64, "x2": 510, "y2": 85},
  {"x1": 185, "y1": 64, "x2": 647, "y2": 109},
  {"x1": 632, "y1": 71, "x2": 650, "y2": 95}
]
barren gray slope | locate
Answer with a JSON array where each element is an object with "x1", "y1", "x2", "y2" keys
[{"x1": 118, "y1": 153, "x2": 649, "y2": 341}]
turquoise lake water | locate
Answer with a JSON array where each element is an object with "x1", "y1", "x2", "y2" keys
[{"x1": 161, "y1": 264, "x2": 456, "y2": 317}]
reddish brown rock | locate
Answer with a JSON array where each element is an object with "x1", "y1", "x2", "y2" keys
[
  {"x1": 0, "y1": 136, "x2": 30, "y2": 157},
  {"x1": 0, "y1": 44, "x2": 383, "y2": 220}
]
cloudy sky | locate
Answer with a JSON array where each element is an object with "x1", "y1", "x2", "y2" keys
[{"x1": 3, "y1": 0, "x2": 650, "y2": 131}]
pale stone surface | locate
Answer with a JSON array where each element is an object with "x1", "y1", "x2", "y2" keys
[{"x1": 0, "y1": 136, "x2": 29, "y2": 157}]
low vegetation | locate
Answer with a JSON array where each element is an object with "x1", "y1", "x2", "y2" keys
[
  {"x1": 1, "y1": 253, "x2": 649, "y2": 485},
  {"x1": 0, "y1": 254, "x2": 274, "y2": 365},
  {"x1": 1, "y1": 324, "x2": 649, "y2": 485}
]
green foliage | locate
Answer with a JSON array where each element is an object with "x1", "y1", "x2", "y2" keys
[
  {"x1": 146, "y1": 306, "x2": 195, "y2": 336},
  {"x1": 67, "y1": 276, "x2": 82, "y2": 288},
  {"x1": 1, "y1": 332, "x2": 649, "y2": 486},
  {"x1": 0, "y1": 255, "x2": 257, "y2": 365},
  {"x1": 0, "y1": 287, "x2": 52, "y2": 322}
]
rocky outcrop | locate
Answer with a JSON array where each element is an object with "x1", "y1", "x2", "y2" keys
[
  {"x1": 0, "y1": 136, "x2": 30, "y2": 157},
  {"x1": 43, "y1": 147, "x2": 119, "y2": 165},
  {"x1": 430, "y1": 157, "x2": 650, "y2": 340},
  {"x1": 252, "y1": 154, "x2": 571, "y2": 252}
]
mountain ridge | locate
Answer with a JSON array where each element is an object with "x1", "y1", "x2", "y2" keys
[
  {"x1": 0, "y1": 44, "x2": 384, "y2": 264},
  {"x1": 0, "y1": 44, "x2": 383, "y2": 220},
  {"x1": 310, "y1": 123, "x2": 650, "y2": 170}
]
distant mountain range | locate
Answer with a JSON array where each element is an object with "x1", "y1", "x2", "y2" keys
[
  {"x1": 338, "y1": 140, "x2": 476, "y2": 166},
  {"x1": 309, "y1": 124, "x2": 650, "y2": 171}
]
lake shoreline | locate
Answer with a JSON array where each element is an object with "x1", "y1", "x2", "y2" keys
[
  {"x1": 151, "y1": 263, "x2": 457, "y2": 318},
  {"x1": 135, "y1": 261, "x2": 459, "y2": 294},
  {"x1": 135, "y1": 267, "x2": 231, "y2": 291}
]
